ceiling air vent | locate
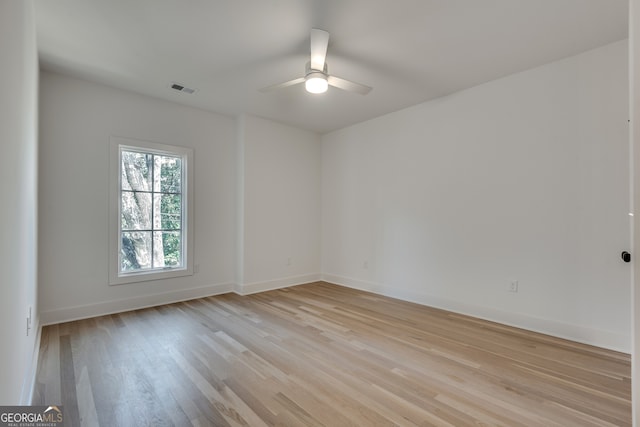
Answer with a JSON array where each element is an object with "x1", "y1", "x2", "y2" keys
[{"x1": 169, "y1": 82, "x2": 196, "y2": 94}]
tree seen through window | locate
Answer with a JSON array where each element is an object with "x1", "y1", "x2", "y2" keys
[{"x1": 120, "y1": 150, "x2": 183, "y2": 272}]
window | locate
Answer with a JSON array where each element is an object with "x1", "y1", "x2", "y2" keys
[{"x1": 109, "y1": 137, "x2": 193, "y2": 285}]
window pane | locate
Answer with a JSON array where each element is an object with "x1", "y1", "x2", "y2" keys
[
  {"x1": 121, "y1": 191, "x2": 151, "y2": 230},
  {"x1": 154, "y1": 194, "x2": 181, "y2": 230},
  {"x1": 121, "y1": 151, "x2": 152, "y2": 191},
  {"x1": 114, "y1": 139, "x2": 190, "y2": 280},
  {"x1": 121, "y1": 231, "x2": 152, "y2": 271},
  {"x1": 153, "y1": 231, "x2": 181, "y2": 268},
  {"x1": 154, "y1": 155, "x2": 182, "y2": 193}
]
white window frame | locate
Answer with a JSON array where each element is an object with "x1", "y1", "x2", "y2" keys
[{"x1": 109, "y1": 136, "x2": 194, "y2": 285}]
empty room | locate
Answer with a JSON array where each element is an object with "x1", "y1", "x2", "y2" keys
[{"x1": 2, "y1": 0, "x2": 640, "y2": 425}]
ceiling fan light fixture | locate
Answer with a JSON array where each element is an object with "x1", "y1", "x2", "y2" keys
[
  {"x1": 305, "y1": 72, "x2": 328, "y2": 94},
  {"x1": 260, "y1": 30, "x2": 371, "y2": 96}
]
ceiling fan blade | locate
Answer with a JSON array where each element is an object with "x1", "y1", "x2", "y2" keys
[
  {"x1": 310, "y1": 28, "x2": 329, "y2": 71},
  {"x1": 259, "y1": 77, "x2": 305, "y2": 92},
  {"x1": 327, "y1": 75, "x2": 372, "y2": 95}
]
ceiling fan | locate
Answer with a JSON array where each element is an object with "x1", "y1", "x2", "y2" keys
[{"x1": 260, "y1": 29, "x2": 372, "y2": 95}]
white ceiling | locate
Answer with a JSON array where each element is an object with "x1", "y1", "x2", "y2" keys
[{"x1": 34, "y1": 0, "x2": 627, "y2": 134}]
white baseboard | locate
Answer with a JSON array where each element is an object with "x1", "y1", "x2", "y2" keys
[
  {"x1": 37, "y1": 272, "x2": 628, "y2": 353},
  {"x1": 39, "y1": 282, "x2": 235, "y2": 326},
  {"x1": 235, "y1": 273, "x2": 322, "y2": 295},
  {"x1": 322, "y1": 273, "x2": 630, "y2": 353},
  {"x1": 38, "y1": 273, "x2": 323, "y2": 325}
]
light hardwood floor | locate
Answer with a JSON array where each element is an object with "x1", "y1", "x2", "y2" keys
[{"x1": 33, "y1": 282, "x2": 631, "y2": 426}]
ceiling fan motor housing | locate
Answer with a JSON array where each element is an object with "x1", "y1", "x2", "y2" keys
[{"x1": 306, "y1": 61, "x2": 328, "y2": 76}]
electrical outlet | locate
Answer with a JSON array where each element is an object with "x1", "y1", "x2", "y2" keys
[
  {"x1": 26, "y1": 306, "x2": 32, "y2": 336},
  {"x1": 363, "y1": 260, "x2": 369, "y2": 270},
  {"x1": 508, "y1": 281, "x2": 519, "y2": 293},
  {"x1": 287, "y1": 257, "x2": 292, "y2": 266}
]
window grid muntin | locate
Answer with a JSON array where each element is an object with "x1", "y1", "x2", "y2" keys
[{"x1": 119, "y1": 147, "x2": 185, "y2": 273}]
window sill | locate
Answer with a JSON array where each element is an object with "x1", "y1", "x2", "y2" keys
[{"x1": 108, "y1": 266, "x2": 193, "y2": 286}]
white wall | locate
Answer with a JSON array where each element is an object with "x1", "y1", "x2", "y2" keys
[
  {"x1": 322, "y1": 40, "x2": 631, "y2": 352},
  {"x1": 38, "y1": 71, "x2": 237, "y2": 324},
  {"x1": 0, "y1": 0, "x2": 39, "y2": 404},
  {"x1": 237, "y1": 114, "x2": 321, "y2": 293},
  {"x1": 38, "y1": 74, "x2": 321, "y2": 322},
  {"x1": 630, "y1": 0, "x2": 640, "y2": 421}
]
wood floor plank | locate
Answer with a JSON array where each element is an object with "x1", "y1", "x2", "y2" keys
[
  {"x1": 33, "y1": 324, "x2": 61, "y2": 405},
  {"x1": 34, "y1": 282, "x2": 631, "y2": 426},
  {"x1": 76, "y1": 365, "x2": 99, "y2": 426},
  {"x1": 59, "y1": 334, "x2": 81, "y2": 427}
]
